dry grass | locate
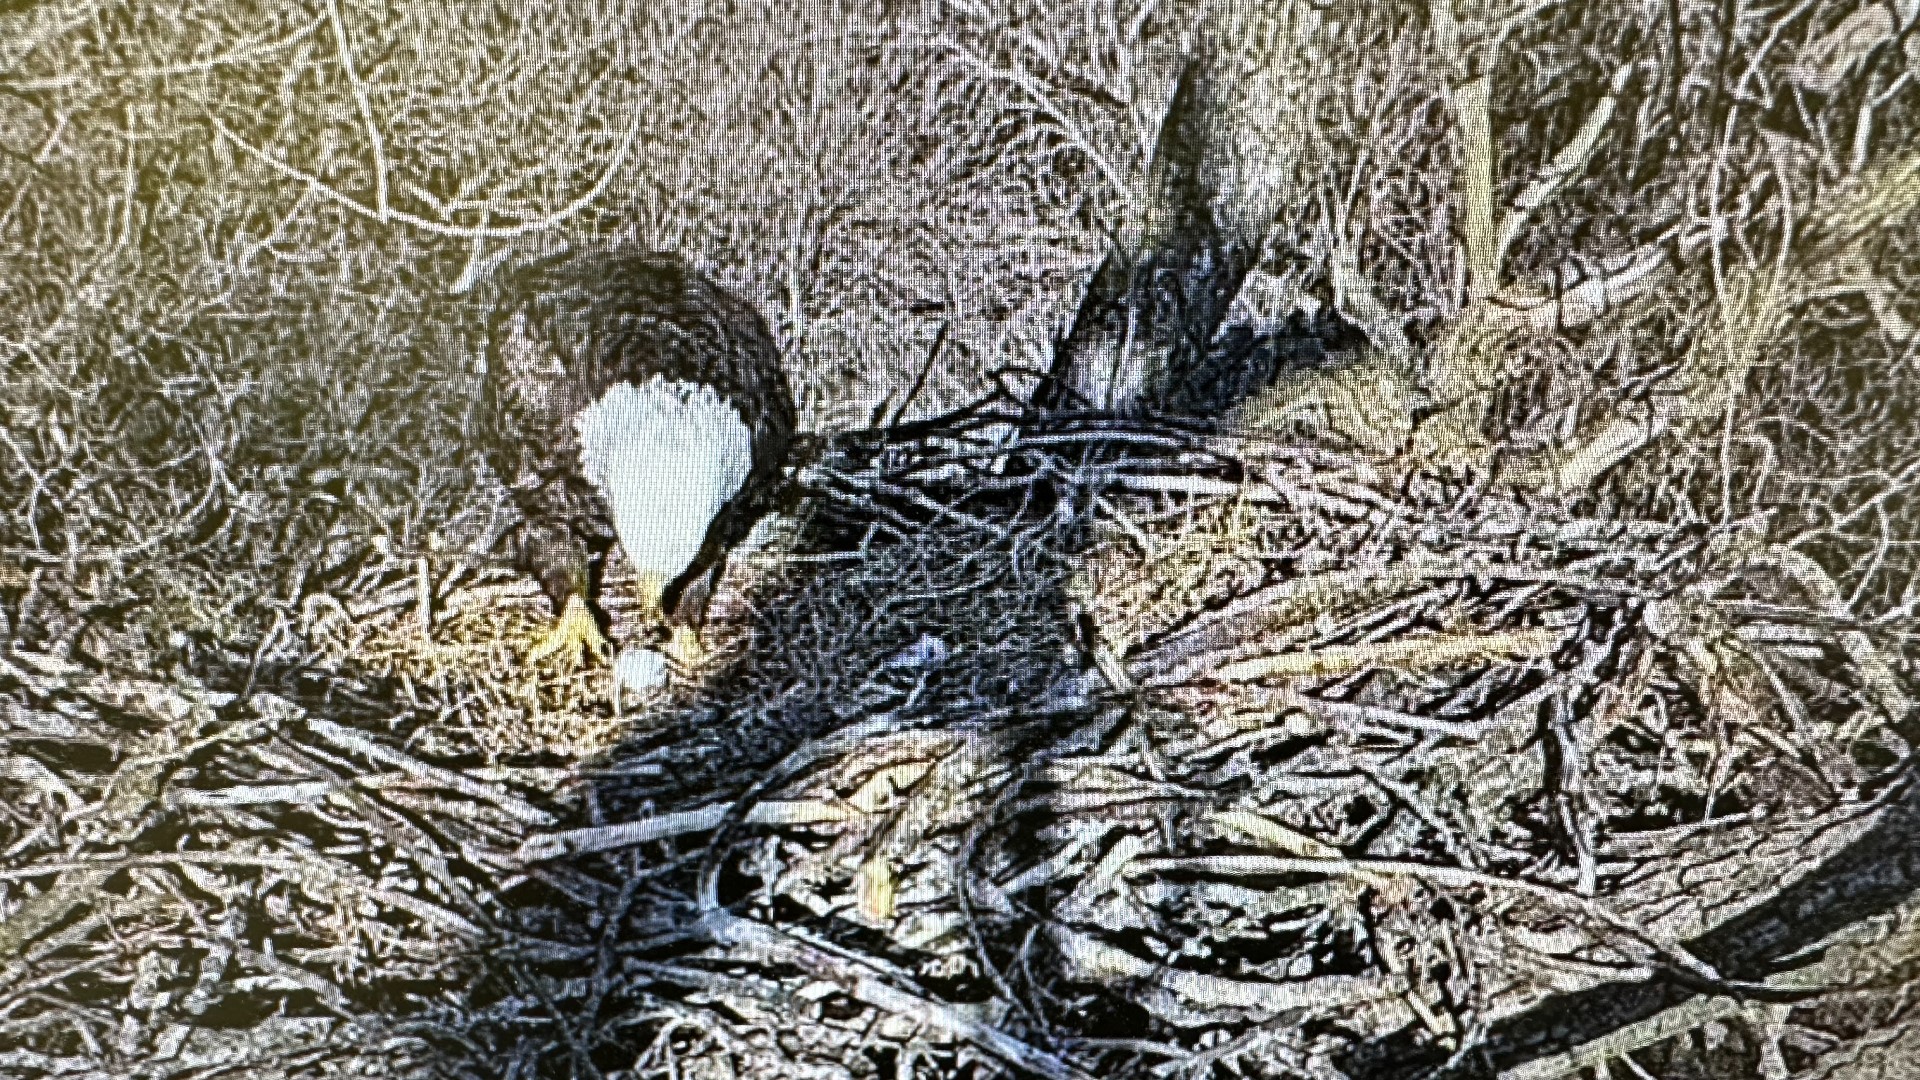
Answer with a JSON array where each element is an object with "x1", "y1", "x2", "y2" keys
[
  {"x1": 312, "y1": 577, "x2": 630, "y2": 760},
  {"x1": 306, "y1": 522, "x2": 797, "y2": 762},
  {"x1": 5, "y1": 0, "x2": 1920, "y2": 1078}
]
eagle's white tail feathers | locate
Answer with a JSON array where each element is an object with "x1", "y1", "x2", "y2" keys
[{"x1": 574, "y1": 377, "x2": 753, "y2": 588}]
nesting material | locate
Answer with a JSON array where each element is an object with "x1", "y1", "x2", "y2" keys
[
  {"x1": 309, "y1": 535, "x2": 766, "y2": 760},
  {"x1": 3, "y1": 405, "x2": 1911, "y2": 1080},
  {"x1": 668, "y1": 420, "x2": 1916, "y2": 1069},
  {"x1": 309, "y1": 572, "x2": 631, "y2": 759}
]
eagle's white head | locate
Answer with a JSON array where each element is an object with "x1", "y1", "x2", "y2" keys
[{"x1": 573, "y1": 376, "x2": 754, "y2": 590}]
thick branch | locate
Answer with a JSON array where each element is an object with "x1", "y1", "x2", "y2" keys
[{"x1": 1042, "y1": 15, "x2": 1289, "y2": 413}]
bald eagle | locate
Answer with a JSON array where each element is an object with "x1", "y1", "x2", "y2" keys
[{"x1": 483, "y1": 248, "x2": 796, "y2": 690}]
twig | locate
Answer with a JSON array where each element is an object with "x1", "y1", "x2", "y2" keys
[
  {"x1": 303, "y1": 715, "x2": 555, "y2": 826},
  {"x1": 209, "y1": 108, "x2": 642, "y2": 240},
  {"x1": 1195, "y1": 627, "x2": 1568, "y2": 684},
  {"x1": 699, "y1": 910, "x2": 1095, "y2": 1080},
  {"x1": 323, "y1": 0, "x2": 388, "y2": 220},
  {"x1": 516, "y1": 799, "x2": 856, "y2": 862}
]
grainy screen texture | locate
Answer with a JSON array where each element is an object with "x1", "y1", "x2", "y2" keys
[{"x1": 2, "y1": 1, "x2": 1919, "y2": 1078}]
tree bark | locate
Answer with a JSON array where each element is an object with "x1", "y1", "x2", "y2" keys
[{"x1": 1040, "y1": 16, "x2": 1289, "y2": 414}]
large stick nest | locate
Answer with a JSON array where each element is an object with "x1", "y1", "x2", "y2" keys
[{"x1": 1, "y1": 383, "x2": 1917, "y2": 1080}]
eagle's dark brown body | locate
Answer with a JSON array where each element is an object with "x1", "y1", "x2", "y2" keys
[{"x1": 484, "y1": 248, "x2": 796, "y2": 632}]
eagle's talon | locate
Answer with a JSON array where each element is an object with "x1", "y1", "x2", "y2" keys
[
  {"x1": 528, "y1": 594, "x2": 611, "y2": 668},
  {"x1": 662, "y1": 625, "x2": 708, "y2": 676}
]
